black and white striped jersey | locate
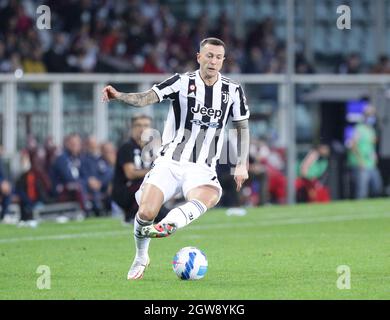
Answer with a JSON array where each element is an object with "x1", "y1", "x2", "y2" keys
[{"x1": 151, "y1": 69, "x2": 250, "y2": 169}]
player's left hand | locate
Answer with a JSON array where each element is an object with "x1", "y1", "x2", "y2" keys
[{"x1": 234, "y1": 164, "x2": 248, "y2": 192}]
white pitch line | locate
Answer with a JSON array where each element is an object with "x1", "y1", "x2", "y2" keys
[
  {"x1": 191, "y1": 212, "x2": 390, "y2": 230},
  {"x1": 0, "y1": 230, "x2": 130, "y2": 244},
  {"x1": 0, "y1": 212, "x2": 389, "y2": 244}
]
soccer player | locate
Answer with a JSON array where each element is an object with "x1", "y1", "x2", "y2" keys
[{"x1": 102, "y1": 37, "x2": 250, "y2": 280}]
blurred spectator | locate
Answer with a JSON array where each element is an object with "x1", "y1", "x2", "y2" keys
[
  {"x1": 247, "y1": 160, "x2": 268, "y2": 206},
  {"x1": 242, "y1": 47, "x2": 267, "y2": 73},
  {"x1": 15, "y1": 3, "x2": 32, "y2": 34},
  {"x1": 15, "y1": 145, "x2": 53, "y2": 225},
  {"x1": 249, "y1": 137, "x2": 286, "y2": 205},
  {"x1": 370, "y1": 55, "x2": 390, "y2": 74},
  {"x1": 44, "y1": 136, "x2": 60, "y2": 169},
  {"x1": 0, "y1": 154, "x2": 12, "y2": 222},
  {"x1": 100, "y1": 142, "x2": 116, "y2": 210},
  {"x1": 296, "y1": 143, "x2": 331, "y2": 203},
  {"x1": 337, "y1": 53, "x2": 362, "y2": 74},
  {"x1": 296, "y1": 53, "x2": 315, "y2": 74},
  {"x1": 22, "y1": 47, "x2": 47, "y2": 73},
  {"x1": 347, "y1": 104, "x2": 383, "y2": 199},
  {"x1": 43, "y1": 33, "x2": 69, "y2": 72},
  {"x1": 0, "y1": 42, "x2": 10, "y2": 72},
  {"x1": 80, "y1": 135, "x2": 112, "y2": 216},
  {"x1": 141, "y1": 48, "x2": 165, "y2": 73},
  {"x1": 51, "y1": 133, "x2": 89, "y2": 215},
  {"x1": 111, "y1": 114, "x2": 167, "y2": 224}
]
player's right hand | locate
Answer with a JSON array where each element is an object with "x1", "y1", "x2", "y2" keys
[
  {"x1": 102, "y1": 85, "x2": 120, "y2": 102},
  {"x1": 234, "y1": 164, "x2": 248, "y2": 192}
]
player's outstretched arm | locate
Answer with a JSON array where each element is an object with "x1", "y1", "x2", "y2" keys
[
  {"x1": 233, "y1": 119, "x2": 250, "y2": 191},
  {"x1": 102, "y1": 85, "x2": 159, "y2": 107}
]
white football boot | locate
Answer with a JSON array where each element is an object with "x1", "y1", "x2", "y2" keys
[{"x1": 127, "y1": 255, "x2": 150, "y2": 280}]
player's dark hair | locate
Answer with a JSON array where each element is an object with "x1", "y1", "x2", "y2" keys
[{"x1": 200, "y1": 37, "x2": 226, "y2": 52}]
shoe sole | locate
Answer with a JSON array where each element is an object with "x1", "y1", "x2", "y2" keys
[{"x1": 142, "y1": 224, "x2": 177, "y2": 238}]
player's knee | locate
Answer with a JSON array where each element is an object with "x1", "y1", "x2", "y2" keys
[
  {"x1": 187, "y1": 186, "x2": 220, "y2": 209},
  {"x1": 137, "y1": 204, "x2": 158, "y2": 221},
  {"x1": 197, "y1": 192, "x2": 220, "y2": 209},
  {"x1": 205, "y1": 193, "x2": 220, "y2": 209}
]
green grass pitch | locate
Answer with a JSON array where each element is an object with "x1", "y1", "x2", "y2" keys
[{"x1": 0, "y1": 199, "x2": 389, "y2": 300}]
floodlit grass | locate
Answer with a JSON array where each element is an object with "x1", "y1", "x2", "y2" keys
[{"x1": 0, "y1": 199, "x2": 389, "y2": 299}]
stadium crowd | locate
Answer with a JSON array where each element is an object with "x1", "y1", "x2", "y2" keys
[
  {"x1": 0, "y1": 107, "x2": 385, "y2": 227},
  {"x1": 0, "y1": 134, "x2": 117, "y2": 225},
  {"x1": 1, "y1": 0, "x2": 390, "y2": 75},
  {"x1": 0, "y1": 132, "x2": 289, "y2": 225}
]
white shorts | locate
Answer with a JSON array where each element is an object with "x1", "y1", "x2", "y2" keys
[{"x1": 135, "y1": 157, "x2": 222, "y2": 205}]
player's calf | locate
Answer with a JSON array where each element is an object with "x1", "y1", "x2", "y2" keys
[{"x1": 142, "y1": 199, "x2": 208, "y2": 238}]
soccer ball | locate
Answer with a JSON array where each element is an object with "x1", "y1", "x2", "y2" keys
[{"x1": 172, "y1": 247, "x2": 208, "y2": 280}]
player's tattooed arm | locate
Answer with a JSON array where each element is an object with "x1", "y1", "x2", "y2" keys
[
  {"x1": 101, "y1": 85, "x2": 159, "y2": 107},
  {"x1": 117, "y1": 90, "x2": 159, "y2": 107}
]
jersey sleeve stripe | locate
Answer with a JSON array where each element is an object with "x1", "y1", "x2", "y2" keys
[
  {"x1": 156, "y1": 74, "x2": 181, "y2": 91},
  {"x1": 152, "y1": 74, "x2": 181, "y2": 102},
  {"x1": 237, "y1": 86, "x2": 248, "y2": 117}
]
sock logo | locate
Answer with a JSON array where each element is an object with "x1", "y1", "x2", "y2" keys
[{"x1": 188, "y1": 211, "x2": 194, "y2": 221}]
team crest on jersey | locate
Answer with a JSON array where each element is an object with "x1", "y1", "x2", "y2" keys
[
  {"x1": 222, "y1": 91, "x2": 229, "y2": 104},
  {"x1": 189, "y1": 84, "x2": 196, "y2": 91}
]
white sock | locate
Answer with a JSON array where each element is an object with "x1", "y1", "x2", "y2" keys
[
  {"x1": 160, "y1": 199, "x2": 208, "y2": 229},
  {"x1": 134, "y1": 214, "x2": 153, "y2": 260}
]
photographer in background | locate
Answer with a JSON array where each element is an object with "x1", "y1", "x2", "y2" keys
[{"x1": 111, "y1": 114, "x2": 168, "y2": 225}]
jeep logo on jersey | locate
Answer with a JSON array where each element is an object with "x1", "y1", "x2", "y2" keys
[{"x1": 191, "y1": 104, "x2": 222, "y2": 119}]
